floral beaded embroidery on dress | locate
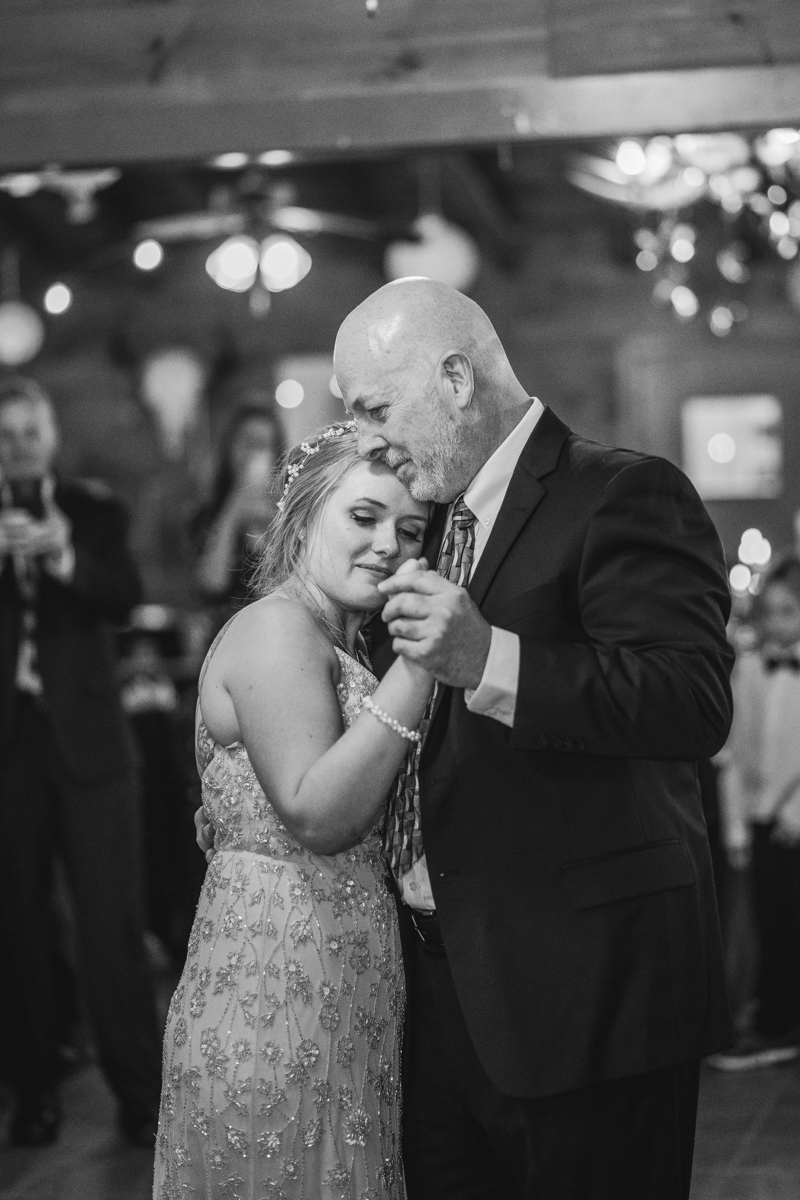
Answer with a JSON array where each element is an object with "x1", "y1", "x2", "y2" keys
[{"x1": 154, "y1": 648, "x2": 405, "y2": 1200}]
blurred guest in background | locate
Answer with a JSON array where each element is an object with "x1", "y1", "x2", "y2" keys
[
  {"x1": 712, "y1": 554, "x2": 800, "y2": 1071},
  {"x1": 0, "y1": 376, "x2": 162, "y2": 1147},
  {"x1": 119, "y1": 623, "x2": 203, "y2": 963},
  {"x1": 192, "y1": 404, "x2": 282, "y2": 628}
]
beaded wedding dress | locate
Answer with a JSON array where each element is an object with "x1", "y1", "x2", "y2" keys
[{"x1": 154, "y1": 648, "x2": 405, "y2": 1200}]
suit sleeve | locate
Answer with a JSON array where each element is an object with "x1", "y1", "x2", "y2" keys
[
  {"x1": 510, "y1": 456, "x2": 734, "y2": 759},
  {"x1": 58, "y1": 497, "x2": 143, "y2": 624}
]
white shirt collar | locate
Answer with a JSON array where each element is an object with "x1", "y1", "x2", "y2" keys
[{"x1": 464, "y1": 398, "x2": 544, "y2": 534}]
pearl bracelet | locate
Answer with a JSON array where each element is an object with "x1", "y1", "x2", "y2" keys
[{"x1": 362, "y1": 696, "x2": 422, "y2": 744}]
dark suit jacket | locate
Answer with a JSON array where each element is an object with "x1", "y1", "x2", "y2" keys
[
  {"x1": 0, "y1": 479, "x2": 142, "y2": 784},
  {"x1": 377, "y1": 407, "x2": 734, "y2": 1101}
]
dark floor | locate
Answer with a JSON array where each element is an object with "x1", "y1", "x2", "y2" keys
[
  {"x1": 691, "y1": 1062, "x2": 800, "y2": 1200},
  {"x1": 0, "y1": 1059, "x2": 798, "y2": 1199}
]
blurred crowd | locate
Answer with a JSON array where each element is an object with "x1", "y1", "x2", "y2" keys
[
  {"x1": 0, "y1": 377, "x2": 283, "y2": 1148},
  {"x1": 0, "y1": 371, "x2": 798, "y2": 1152}
]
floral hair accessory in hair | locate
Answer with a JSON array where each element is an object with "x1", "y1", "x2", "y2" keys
[{"x1": 276, "y1": 420, "x2": 357, "y2": 514}]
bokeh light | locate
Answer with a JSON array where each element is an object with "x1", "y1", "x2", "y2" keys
[
  {"x1": 205, "y1": 236, "x2": 260, "y2": 292},
  {"x1": 616, "y1": 141, "x2": 647, "y2": 175},
  {"x1": 738, "y1": 528, "x2": 772, "y2": 567},
  {"x1": 729, "y1": 564, "x2": 752, "y2": 593},
  {"x1": 275, "y1": 379, "x2": 305, "y2": 409},
  {"x1": 707, "y1": 432, "x2": 736, "y2": 462},
  {"x1": 259, "y1": 236, "x2": 312, "y2": 292},
  {"x1": 44, "y1": 282, "x2": 72, "y2": 315},
  {"x1": 670, "y1": 285, "x2": 699, "y2": 318},
  {"x1": 133, "y1": 239, "x2": 164, "y2": 270}
]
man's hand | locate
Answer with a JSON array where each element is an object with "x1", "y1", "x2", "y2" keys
[
  {"x1": 194, "y1": 805, "x2": 216, "y2": 864},
  {"x1": 378, "y1": 567, "x2": 492, "y2": 690}
]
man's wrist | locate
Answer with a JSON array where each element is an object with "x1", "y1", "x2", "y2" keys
[{"x1": 465, "y1": 627, "x2": 520, "y2": 727}]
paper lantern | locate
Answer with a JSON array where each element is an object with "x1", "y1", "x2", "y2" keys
[
  {"x1": 141, "y1": 346, "x2": 207, "y2": 458},
  {"x1": 384, "y1": 214, "x2": 480, "y2": 292}
]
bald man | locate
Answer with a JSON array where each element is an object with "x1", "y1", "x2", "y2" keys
[{"x1": 332, "y1": 279, "x2": 734, "y2": 1200}]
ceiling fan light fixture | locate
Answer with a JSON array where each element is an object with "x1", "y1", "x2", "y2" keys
[
  {"x1": 258, "y1": 150, "x2": 293, "y2": 167},
  {"x1": 210, "y1": 152, "x2": 250, "y2": 171},
  {"x1": 259, "y1": 235, "x2": 312, "y2": 292},
  {"x1": 206, "y1": 235, "x2": 260, "y2": 292}
]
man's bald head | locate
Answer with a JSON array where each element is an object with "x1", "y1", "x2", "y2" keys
[
  {"x1": 334, "y1": 278, "x2": 507, "y2": 388},
  {"x1": 333, "y1": 279, "x2": 531, "y2": 503}
]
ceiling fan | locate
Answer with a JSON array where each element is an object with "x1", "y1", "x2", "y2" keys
[{"x1": 132, "y1": 171, "x2": 420, "y2": 246}]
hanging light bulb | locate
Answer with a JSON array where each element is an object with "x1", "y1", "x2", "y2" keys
[
  {"x1": 259, "y1": 235, "x2": 312, "y2": 292},
  {"x1": 205, "y1": 236, "x2": 260, "y2": 292},
  {"x1": 134, "y1": 239, "x2": 164, "y2": 270},
  {"x1": 615, "y1": 141, "x2": 647, "y2": 176},
  {"x1": 44, "y1": 282, "x2": 72, "y2": 314}
]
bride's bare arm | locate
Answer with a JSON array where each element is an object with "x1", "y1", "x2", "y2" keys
[{"x1": 200, "y1": 597, "x2": 432, "y2": 854}]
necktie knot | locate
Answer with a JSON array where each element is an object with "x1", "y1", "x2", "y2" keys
[{"x1": 450, "y1": 495, "x2": 474, "y2": 528}]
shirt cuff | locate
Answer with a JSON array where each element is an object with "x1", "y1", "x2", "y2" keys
[{"x1": 464, "y1": 626, "x2": 519, "y2": 728}]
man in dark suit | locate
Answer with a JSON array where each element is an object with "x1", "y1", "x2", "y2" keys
[
  {"x1": 332, "y1": 279, "x2": 734, "y2": 1199},
  {"x1": 0, "y1": 377, "x2": 162, "y2": 1146}
]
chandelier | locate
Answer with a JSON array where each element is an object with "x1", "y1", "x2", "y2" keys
[{"x1": 568, "y1": 129, "x2": 800, "y2": 335}]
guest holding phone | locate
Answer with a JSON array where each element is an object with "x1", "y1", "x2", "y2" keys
[{"x1": 0, "y1": 376, "x2": 162, "y2": 1147}]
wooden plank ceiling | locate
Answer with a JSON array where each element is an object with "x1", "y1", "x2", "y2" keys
[{"x1": 1, "y1": 0, "x2": 800, "y2": 168}]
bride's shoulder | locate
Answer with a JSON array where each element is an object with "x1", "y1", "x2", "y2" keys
[{"x1": 226, "y1": 595, "x2": 336, "y2": 667}]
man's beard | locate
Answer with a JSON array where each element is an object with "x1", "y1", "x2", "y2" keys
[{"x1": 381, "y1": 414, "x2": 462, "y2": 504}]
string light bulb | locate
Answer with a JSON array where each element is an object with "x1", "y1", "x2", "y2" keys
[{"x1": 44, "y1": 282, "x2": 72, "y2": 315}]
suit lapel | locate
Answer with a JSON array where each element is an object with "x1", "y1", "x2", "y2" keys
[
  {"x1": 427, "y1": 407, "x2": 571, "y2": 729},
  {"x1": 467, "y1": 406, "x2": 571, "y2": 610}
]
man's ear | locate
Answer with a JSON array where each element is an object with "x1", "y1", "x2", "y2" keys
[{"x1": 439, "y1": 351, "x2": 474, "y2": 410}]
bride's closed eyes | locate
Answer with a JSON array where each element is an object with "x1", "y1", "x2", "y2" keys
[{"x1": 349, "y1": 506, "x2": 425, "y2": 544}]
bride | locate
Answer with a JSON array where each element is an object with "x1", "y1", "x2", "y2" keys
[{"x1": 154, "y1": 421, "x2": 431, "y2": 1200}]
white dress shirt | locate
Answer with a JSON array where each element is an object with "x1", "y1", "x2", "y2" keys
[{"x1": 400, "y1": 398, "x2": 544, "y2": 909}]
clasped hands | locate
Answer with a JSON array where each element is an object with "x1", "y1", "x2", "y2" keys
[
  {"x1": 196, "y1": 559, "x2": 494, "y2": 863},
  {"x1": 377, "y1": 557, "x2": 492, "y2": 691}
]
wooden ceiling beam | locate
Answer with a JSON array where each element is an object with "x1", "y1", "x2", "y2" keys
[
  {"x1": 1, "y1": 2, "x2": 800, "y2": 168},
  {"x1": 546, "y1": 0, "x2": 800, "y2": 77}
]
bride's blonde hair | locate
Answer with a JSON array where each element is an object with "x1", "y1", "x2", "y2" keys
[{"x1": 249, "y1": 421, "x2": 361, "y2": 598}]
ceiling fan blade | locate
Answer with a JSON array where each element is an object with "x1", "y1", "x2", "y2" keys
[
  {"x1": 133, "y1": 211, "x2": 246, "y2": 243},
  {"x1": 271, "y1": 206, "x2": 418, "y2": 241}
]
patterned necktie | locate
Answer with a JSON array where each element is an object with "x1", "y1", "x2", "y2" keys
[{"x1": 385, "y1": 495, "x2": 477, "y2": 878}]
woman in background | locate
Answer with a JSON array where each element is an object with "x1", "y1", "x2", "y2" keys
[{"x1": 193, "y1": 405, "x2": 283, "y2": 628}]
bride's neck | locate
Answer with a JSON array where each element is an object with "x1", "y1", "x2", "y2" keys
[{"x1": 281, "y1": 574, "x2": 365, "y2": 655}]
